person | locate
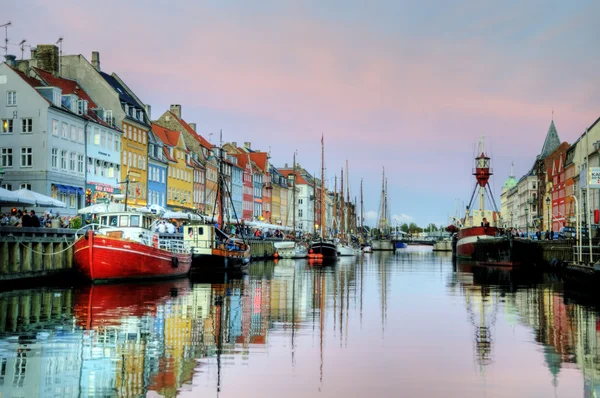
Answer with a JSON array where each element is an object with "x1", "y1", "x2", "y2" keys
[
  {"x1": 536, "y1": 230, "x2": 541, "y2": 241},
  {"x1": 29, "y1": 210, "x2": 40, "y2": 227},
  {"x1": 21, "y1": 210, "x2": 31, "y2": 227},
  {"x1": 166, "y1": 221, "x2": 176, "y2": 234},
  {"x1": 158, "y1": 220, "x2": 166, "y2": 233}
]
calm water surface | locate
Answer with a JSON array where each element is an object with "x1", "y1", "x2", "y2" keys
[{"x1": 0, "y1": 247, "x2": 599, "y2": 397}]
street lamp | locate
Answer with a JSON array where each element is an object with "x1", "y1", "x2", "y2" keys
[
  {"x1": 525, "y1": 206, "x2": 529, "y2": 238},
  {"x1": 546, "y1": 196, "x2": 551, "y2": 239}
]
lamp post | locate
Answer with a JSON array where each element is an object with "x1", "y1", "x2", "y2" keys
[
  {"x1": 546, "y1": 196, "x2": 551, "y2": 239},
  {"x1": 525, "y1": 206, "x2": 529, "y2": 238}
]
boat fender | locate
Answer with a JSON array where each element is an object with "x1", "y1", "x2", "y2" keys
[
  {"x1": 152, "y1": 235, "x2": 159, "y2": 248},
  {"x1": 172, "y1": 256, "x2": 179, "y2": 268}
]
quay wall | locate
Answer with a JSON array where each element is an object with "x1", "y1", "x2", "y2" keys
[{"x1": 0, "y1": 227, "x2": 77, "y2": 281}]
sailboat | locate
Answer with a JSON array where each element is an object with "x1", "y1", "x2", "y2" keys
[
  {"x1": 336, "y1": 161, "x2": 359, "y2": 256},
  {"x1": 372, "y1": 168, "x2": 395, "y2": 251},
  {"x1": 274, "y1": 151, "x2": 309, "y2": 259},
  {"x1": 184, "y1": 138, "x2": 251, "y2": 271},
  {"x1": 309, "y1": 135, "x2": 338, "y2": 259}
]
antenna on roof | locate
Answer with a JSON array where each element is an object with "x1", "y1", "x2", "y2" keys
[
  {"x1": 56, "y1": 36, "x2": 63, "y2": 75},
  {"x1": 0, "y1": 22, "x2": 11, "y2": 56},
  {"x1": 19, "y1": 39, "x2": 29, "y2": 60},
  {"x1": 209, "y1": 132, "x2": 213, "y2": 143}
]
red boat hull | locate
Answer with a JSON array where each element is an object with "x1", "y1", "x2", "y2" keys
[
  {"x1": 456, "y1": 226, "x2": 499, "y2": 259},
  {"x1": 73, "y1": 231, "x2": 192, "y2": 282}
]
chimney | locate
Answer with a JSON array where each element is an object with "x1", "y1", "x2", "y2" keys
[
  {"x1": 4, "y1": 55, "x2": 16, "y2": 67},
  {"x1": 91, "y1": 51, "x2": 101, "y2": 71},
  {"x1": 244, "y1": 142, "x2": 251, "y2": 149},
  {"x1": 170, "y1": 104, "x2": 181, "y2": 119},
  {"x1": 189, "y1": 122, "x2": 196, "y2": 131},
  {"x1": 34, "y1": 44, "x2": 60, "y2": 75},
  {"x1": 144, "y1": 104, "x2": 151, "y2": 120},
  {"x1": 285, "y1": 163, "x2": 288, "y2": 168}
]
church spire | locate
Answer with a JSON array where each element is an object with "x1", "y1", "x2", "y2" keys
[{"x1": 539, "y1": 118, "x2": 560, "y2": 159}]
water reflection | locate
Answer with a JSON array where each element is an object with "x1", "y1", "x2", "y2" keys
[{"x1": 1, "y1": 251, "x2": 600, "y2": 396}]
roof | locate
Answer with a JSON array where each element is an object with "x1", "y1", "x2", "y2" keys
[
  {"x1": 152, "y1": 123, "x2": 182, "y2": 148},
  {"x1": 168, "y1": 111, "x2": 212, "y2": 150},
  {"x1": 8, "y1": 64, "x2": 45, "y2": 90},
  {"x1": 100, "y1": 71, "x2": 139, "y2": 107},
  {"x1": 539, "y1": 120, "x2": 561, "y2": 159},
  {"x1": 249, "y1": 152, "x2": 269, "y2": 173},
  {"x1": 278, "y1": 169, "x2": 309, "y2": 185}
]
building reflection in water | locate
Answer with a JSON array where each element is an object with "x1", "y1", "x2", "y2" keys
[
  {"x1": 451, "y1": 259, "x2": 600, "y2": 396},
  {"x1": 3, "y1": 254, "x2": 600, "y2": 396}
]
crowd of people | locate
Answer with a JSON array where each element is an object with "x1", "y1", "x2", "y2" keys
[{"x1": 0, "y1": 208, "x2": 73, "y2": 228}]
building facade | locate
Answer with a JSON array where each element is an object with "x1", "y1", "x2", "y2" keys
[{"x1": 147, "y1": 129, "x2": 167, "y2": 208}]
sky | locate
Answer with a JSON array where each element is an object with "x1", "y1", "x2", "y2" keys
[{"x1": 5, "y1": 0, "x2": 600, "y2": 227}]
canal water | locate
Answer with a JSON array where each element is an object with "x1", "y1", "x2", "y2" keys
[{"x1": 0, "y1": 246, "x2": 599, "y2": 397}]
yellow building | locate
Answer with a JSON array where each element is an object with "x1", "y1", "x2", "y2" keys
[
  {"x1": 152, "y1": 124, "x2": 194, "y2": 210},
  {"x1": 121, "y1": 121, "x2": 149, "y2": 207}
]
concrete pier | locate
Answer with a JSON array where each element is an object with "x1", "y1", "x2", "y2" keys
[{"x1": 0, "y1": 227, "x2": 77, "y2": 281}]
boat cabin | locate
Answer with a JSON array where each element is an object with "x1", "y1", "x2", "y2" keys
[
  {"x1": 464, "y1": 209, "x2": 499, "y2": 228},
  {"x1": 183, "y1": 224, "x2": 247, "y2": 255},
  {"x1": 95, "y1": 212, "x2": 155, "y2": 244}
]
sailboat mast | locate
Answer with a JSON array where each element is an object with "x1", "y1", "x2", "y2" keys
[
  {"x1": 217, "y1": 130, "x2": 224, "y2": 228},
  {"x1": 378, "y1": 167, "x2": 386, "y2": 230},
  {"x1": 360, "y1": 179, "x2": 364, "y2": 233},
  {"x1": 292, "y1": 151, "x2": 296, "y2": 237},
  {"x1": 320, "y1": 134, "x2": 326, "y2": 239},
  {"x1": 340, "y1": 167, "x2": 345, "y2": 241},
  {"x1": 346, "y1": 160, "x2": 350, "y2": 236},
  {"x1": 333, "y1": 176, "x2": 337, "y2": 235}
]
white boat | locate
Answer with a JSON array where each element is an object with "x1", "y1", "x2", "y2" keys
[
  {"x1": 372, "y1": 239, "x2": 395, "y2": 251},
  {"x1": 274, "y1": 241, "x2": 308, "y2": 259},
  {"x1": 362, "y1": 245, "x2": 373, "y2": 253},
  {"x1": 336, "y1": 239, "x2": 359, "y2": 256}
]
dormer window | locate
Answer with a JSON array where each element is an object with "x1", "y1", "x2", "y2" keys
[
  {"x1": 105, "y1": 110, "x2": 113, "y2": 125},
  {"x1": 77, "y1": 100, "x2": 88, "y2": 115},
  {"x1": 52, "y1": 89, "x2": 62, "y2": 108}
]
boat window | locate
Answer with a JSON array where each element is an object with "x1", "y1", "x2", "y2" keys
[
  {"x1": 143, "y1": 216, "x2": 151, "y2": 229},
  {"x1": 130, "y1": 215, "x2": 140, "y2": 227},
  {"x1": 119, "y1": 215, "x2": 129, "y2": 227},
  {"x1": 198, "y1": 227, "x2": 204, "y2": 235},
  {"x1": 101, "y1": 216, "x2": 108, "y2": 226},
  {"x1": 109, "y1": 216, "x2": 118, "y2": 227}
]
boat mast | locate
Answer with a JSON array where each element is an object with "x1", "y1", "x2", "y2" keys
[
  {"x1": 378, "y1": 167, "x2": 386, "y2": 231},
  {"x1": 360, "y1": 178, "x2": 364, "y2": 237},
  {"x1": 333, "y1": 176, "x2": 337, "y2": 236},
  {"x1": 346, "y1": 160, "x2": 350, "y2": 237},
  {"x1": 292, "y1": 151, "x2": 296, "y2": 238},
  {"x1": 320, "y1": 134, "x2": 326, "y2": 239},
  {"x1": 340, "y1": 167, "x2": 345, "y2": 242},
  {"x1": 473, "y1": 135, "x2": 492, "y2": 221},
  {"x1": 218, "y1": 130, "x2": 224, "y2": 228}
]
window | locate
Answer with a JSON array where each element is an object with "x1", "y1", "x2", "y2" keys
[
  {"x1": 2, "y1": 119, "x2": 13, "y2": 133},
  {"x1": 21, "y1": 118, "x2": 32, "y2": 133},
  {"x1": 61, "y1": 150, "x2": 67, "y2": 169},
  {"x1": 0, "y1": 183, "x2": 11, "y2": 190},
  {"x1": 299, "y1": 209, "x2": 303, "y2": 217},
  {"x1": 93, "y1": 128, "x2": 100, "y2": 145},
  {"x1": 0, "y1": 148, "x2": 12, "y2": 167},
  {"x1": 105, "y1": 110, "x2": 113, "y2": 125},
  {"x1": 77, "y1": 100, "x2": 85, "y2": 115},
  {"x1": 69, "y1": 152, "x2": 76, "y2": 171},
  {"x1": 78, "y1": 154, "x2": 84, "y2": 173},
  {"x1": 51, "y1": 148, "x2": 58, "y2": 168},
  {"x1": 19, "y1": 183, "x2": 31, "y2": 190},
  {"x1": 20, "y1": 147, "x2": 32, "y2": 167},
  {"x1": 128, "y1": 152, "x2": 132, "y2": 167},
  {"x1": 108, "y1": 164, "x2": 114, "y2": 178},
  {"x1": 114, "y1": 136, "x2": 120, "y2": 152},
  {"x1": 61, "y1": 122, "x2": 68, "y2": 138},
  {"x1": 70, "y1": 195, "x2": 76, "y2": 208},
  {"x1": 133, "y1": 130, "x2": 137, "y2": 143},
  {"x1": 107, "y1": 132, "x2": 113, "y2": 150},
  {"x1": 100, "y1": 130, "x2": 106, "y2": 148},
  {"x1": 7, "y1": 91, "x2": 16, "y2": 106},
  {"x1": 123, "y1": 150, "x2": 127, "y2": 164},
  {"x1": 69, "y1": 125, "x2": 76, "y2": 141},
  {"x1": 78, "y1": 127, "x2": 84, "y2": 143},
  {"x1": 52, "y1": 119, "x2": 59, "y2": 136}
]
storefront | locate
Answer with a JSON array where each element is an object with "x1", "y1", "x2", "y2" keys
[{"x1": 85, "y1": 182, "x2": 121, "y2": 206}]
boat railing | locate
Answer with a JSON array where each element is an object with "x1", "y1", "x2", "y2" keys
[
  {"x1": 157, "y1": 238, "x2": 190, "y2": 254},
  {"x1": 75, "y1": 223, "x2": 102, "y2": 240},
  {"x1": 571, "y1": 245, "x2": 600, "y2": 267}
]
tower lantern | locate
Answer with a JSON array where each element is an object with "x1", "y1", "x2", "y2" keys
[{"x1": 474, "y1": 152, "x2": 492, "y2": 187}]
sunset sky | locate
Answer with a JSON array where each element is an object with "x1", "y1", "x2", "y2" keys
[{"x1": 6, "y1": 0, "x2": 600, "y2": 227}]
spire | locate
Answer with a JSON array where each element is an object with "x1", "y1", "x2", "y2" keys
[
  {"x1": 539, "y1": 119, "x2": 560, "y2": 159},
  {"x1": 510, "y1": 162, "x2": 515, "y2": 177}
]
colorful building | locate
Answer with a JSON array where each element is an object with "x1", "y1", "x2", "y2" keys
[
  {"x1": 152, "y1": 124, "x2": 194, "y2": 211},
  {"x1": 147, "y1": 129, "x2": 168, "y2": 208},
  {"x1": 545, "y1": 142, "x2": 570, "y2": 232}
]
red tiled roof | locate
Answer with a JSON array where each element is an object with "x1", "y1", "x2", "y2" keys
[
  {"x1": 168, "y1": 111, "x2": 212, "y2": 150},
  {"x1": 249, "y1": 152, "x2": 268, "y2": 173},
  {"x1": 152, "y1": 123, "x2": 182, "y2": 148},
  {"x1": 163, "y1": 147, "x2": 176, "y2": 162},
  {"x1": 279, "y1": 169, "x2": 308, "y2": 185},
  {"x1": 34, "y1": 68, "x2": 98, "y2": 108}
]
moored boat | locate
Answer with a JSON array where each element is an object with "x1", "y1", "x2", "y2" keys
[
  {"x1": 73, "y1": 211, "x2": 192, "y2": 283},
  {"x1": 372, "y1": 238, "x2": 395, "y2": 251},
  {"x1": 452, "y1": 136, "x2": 501, "y2": 260},
  {"x1": 184, "y1": 224, "x2": 251, "y2": 272},
  {"x1": 309, "y1": 240, "x2": 338, "y2": 259},
  {"x1": 274, "y1": 240, "x2": 308, "y2": 259}
]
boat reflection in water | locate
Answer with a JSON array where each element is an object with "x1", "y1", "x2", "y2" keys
[{"x1": 5, "y1": 253, "x2": 600, "y2": 396}]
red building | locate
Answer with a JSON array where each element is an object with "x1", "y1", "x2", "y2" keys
[{"x1": 545, "y1": 142, "x2": 570, "y2": 231}]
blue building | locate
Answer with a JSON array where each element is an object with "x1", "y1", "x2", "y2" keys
[
  {"x1": 147, "y1": 129, "x2": 167, "y2": 208},
  {"x1": 229, "y1": 155, "x2": 244, "y2": 220}
]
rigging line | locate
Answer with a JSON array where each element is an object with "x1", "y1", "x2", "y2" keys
[
  {"x1": 17, "y1": 236, "x2": 77, "y2": 255},
  {"x1": 485, "y1": 183, "x2": 501, "y2": 213},
  {"x1": 466, "y1": 181, "x2": 480, "y2": 211}
]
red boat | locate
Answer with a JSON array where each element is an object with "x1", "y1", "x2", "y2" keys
[
  {"x1": 73, "y1": 211, "x2": 192, "y2": 282},
  {"x1": 453, "y1": 137, "x2": 501, "y2": 260}
]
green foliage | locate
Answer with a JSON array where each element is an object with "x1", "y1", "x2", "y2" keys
[{"x1": 70, "y1": 216, "x2": 82, "y2": 229}]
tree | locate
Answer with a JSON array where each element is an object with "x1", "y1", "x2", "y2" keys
[
  {"x1": 408, "y1": 222, "x2": 421, "y2": 233},
  {"x1": 400, "y1": 223, "x2": 409, "y2": 233}
]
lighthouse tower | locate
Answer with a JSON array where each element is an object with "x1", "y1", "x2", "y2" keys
[{"x1": 473, "y1": 137, "x2": 492, "y2": 215}]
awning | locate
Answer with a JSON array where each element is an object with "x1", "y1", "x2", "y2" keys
[{"x1": 54, "y1": 184, "x2": 84, "y2": 195}]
